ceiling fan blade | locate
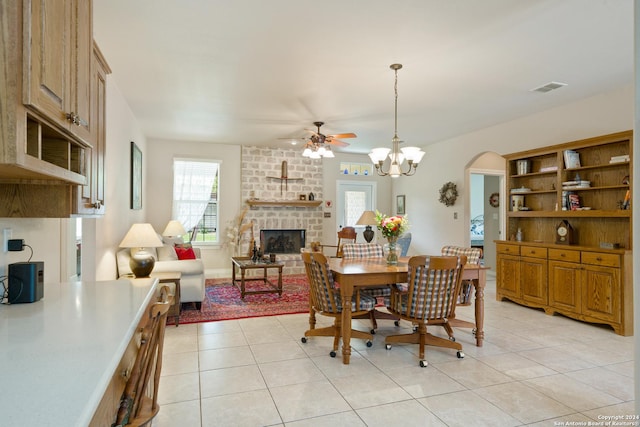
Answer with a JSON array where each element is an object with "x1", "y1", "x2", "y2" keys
[
  {"x1": 327, "y1": 138, "x2": 350, "y2": 147},
  {"x1": 328, "y1": 132, "x2": 357, "y2": 139}
]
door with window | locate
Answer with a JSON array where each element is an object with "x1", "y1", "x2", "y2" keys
[{"x1": 336, "y1": 181, "x2": 376, "y2": 236}]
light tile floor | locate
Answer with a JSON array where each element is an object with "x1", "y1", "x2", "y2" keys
[{"x1": 155, "y1": 274, "x2": 636, "y2": 426}]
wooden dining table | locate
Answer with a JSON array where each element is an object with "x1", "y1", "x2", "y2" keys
[{"x1": 326, "y1": 256, "x2": 488, "y2": 365}]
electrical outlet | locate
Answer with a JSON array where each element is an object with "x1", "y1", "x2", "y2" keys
[
  {"x1": 453, "y1": 212, "x2": 458, "y2": 220},
  {"x1": 3, "y1": 228, "x2": 11, "y2": 252}
]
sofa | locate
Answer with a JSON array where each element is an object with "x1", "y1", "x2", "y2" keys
[{"x1": 116, "y1": 240, "x2": 205, "y2": 308}]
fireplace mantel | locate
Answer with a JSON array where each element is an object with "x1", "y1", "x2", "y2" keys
[{"x1": 247, "y1": 200, "x2": 322, "y2": 207}]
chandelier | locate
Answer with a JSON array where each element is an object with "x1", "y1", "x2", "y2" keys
[{"x1": 368, "y1": 64, "x2": 425, "y2": 177}]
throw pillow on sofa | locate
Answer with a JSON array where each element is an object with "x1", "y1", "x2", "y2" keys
[{"x1": 175, "y1": 246, "x2": 196, "y2": 260}]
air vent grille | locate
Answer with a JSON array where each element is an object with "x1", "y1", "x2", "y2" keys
[{"x1": 530, "y1": 81, "x2": 567, "y2": 93}]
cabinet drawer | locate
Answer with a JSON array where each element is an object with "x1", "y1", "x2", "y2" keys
[
  {"x1": 496, "y1": 243, "x2": 520, "y2": 255},
  {"x1": 549, "y1": 248, "x2": 580, "y2": 263},
  {"x1": 521, "y1": 246, "x2": 547, "y2": 259},
  {"x1": 581, "y1": 252, "x2": 620, "y2": 267}
]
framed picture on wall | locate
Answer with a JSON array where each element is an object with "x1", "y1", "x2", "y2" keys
[
  {"x1": 396, "y1": 195, "x2": 406, "y2": 215},
  {"x1": 130, "y1": 141, "x2": 142, "y2": 210}
]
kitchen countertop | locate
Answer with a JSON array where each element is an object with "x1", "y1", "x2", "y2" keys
[{"x1": 0, "y1": 278, "x2": 157, "y2": 426}]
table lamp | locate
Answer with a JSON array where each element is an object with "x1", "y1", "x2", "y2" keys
[
  {"x1": 356, "y1": 210, "x2": 377, "y2": 243},
  {"x1": 119, "y1": 223, "x2": 164, "y2": 277},
  {"x1": 162, "y1": 220, "x2": 188, "y2": 243}
]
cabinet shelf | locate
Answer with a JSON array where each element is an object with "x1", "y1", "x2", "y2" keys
[
  {"x1": 507, "y1": 209, "x2": 630, "y2": 218},
  {"x1": 565, "y1": 161, "x2": 630, "y2": 173},
  {"x1": 510, "y1": 170, "x2": 558, "y2": 178},
  {"x1": 561, "y1": 184, "x2": 629, "y2": 192},
  {"x1": 247, "y1": 200, "x2": 322, "y2": 207}
]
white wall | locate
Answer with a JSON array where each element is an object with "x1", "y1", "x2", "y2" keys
[
  {"x1": 144, "y1": 138, "x2": 242, "y2": 276},
  {"x1": 396, "y1": 85, "x2": 633, "y2": 256},
  {"x1": 93, "y1": 79, "x2": 148, "y2": 280}
]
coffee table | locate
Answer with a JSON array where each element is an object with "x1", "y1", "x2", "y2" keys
[
  {"x1": 150, "y1": 271, "x2": 182, "y2": 326},
  {"x1": 231, "y1": 256, "x2": 284, "y2": 299}
]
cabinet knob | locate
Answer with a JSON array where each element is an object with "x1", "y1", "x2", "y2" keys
[
  {"x1": 65, "y1": 112, "x2": 87, "y2": 127},
  {"x1": 596, "y1": 257, "x2": 603, "y2": 261},
  {"x1": 560, "y1": 253, "x2": 565, "y2": 257}
]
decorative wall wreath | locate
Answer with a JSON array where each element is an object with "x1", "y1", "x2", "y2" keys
[{"x1": 438, "y1": 182, "x2": 458, "y2": 207}]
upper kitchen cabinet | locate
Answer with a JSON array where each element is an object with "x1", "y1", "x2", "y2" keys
[
  {"x1": 0, "y1": 0, "x2": 93, "y2": 185},
  {"x1": 23, "y1": 0, "x2": 93, "y2": 145},
  {"x1": 0, "y1": 0, "x2": 108, "y2": 217}
]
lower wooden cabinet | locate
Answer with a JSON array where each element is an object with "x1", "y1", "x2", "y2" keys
[
  {"x1": 496, "y1": 244, "x2": 548, "y2": 308},
  {"x1": 497, "y1": 241, "x2": 632, "y2": 336}
]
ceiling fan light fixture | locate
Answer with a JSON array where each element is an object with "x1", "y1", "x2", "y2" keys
[
  {"x1": 302, "y1": 146, "x2": 313, "y2": 157},
  {"x1": 369, "y1": 64, "x2": 424, "y2": 177}
]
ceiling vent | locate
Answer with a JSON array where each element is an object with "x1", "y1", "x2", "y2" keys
[{"x1": 530, "y1": 81, "x2": 567, "y2": 93}]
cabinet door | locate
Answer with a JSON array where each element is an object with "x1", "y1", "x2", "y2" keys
[
  {"x1": 520, "y1": 257, "x2": 547, "y2": 305},
  {"x1": 582, "y1": 265, "x2": 620, "y2": 323},
  {"x1": 24, "y1": 0, "x2": 92, "y2": 144},
  {"x1": 73, "y1": 43, "x2": 107, "y2": 216},
  {"x1": 91, "y1": 46, "x2": 107, "y2": 214},
  {"x1": 496, "y1": 254, "x2": 520, "y2": 299},
  {"x1": 548, "y1": 260, "x2": 581, "y2": 313},
  {"x1": 24, "y1": 0, "x2": 73, "y2": 127},
  {"x1": 69, "y1": 0, "x2": 93, "y2": 143}
]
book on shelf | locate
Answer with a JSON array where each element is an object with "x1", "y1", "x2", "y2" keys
[
  {"x1": 569, "y1": 193, "x2": 581, "y2": 211},
  {"x1": 609, "y1": 154, "x2": 630, "y2": 164},
  {"x1": 539, "y1": 166, "x2": 558, "y2": 172},
  {"x1": 563, "y1": 150, "x2": 581, "y2": 169}
]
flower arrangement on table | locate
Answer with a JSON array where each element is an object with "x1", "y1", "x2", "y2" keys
[{"x1": 375, "y1": 211, "x2": 409, "y2": 264}]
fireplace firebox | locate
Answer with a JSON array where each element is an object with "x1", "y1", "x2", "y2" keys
[{"x1": 260, "y1": 229, "x2": 306, "y2": 254}]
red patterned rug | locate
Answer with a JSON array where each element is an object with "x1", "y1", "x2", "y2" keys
[{"x1": 169, "y1": 274, "x2": 310, "y2": 325}]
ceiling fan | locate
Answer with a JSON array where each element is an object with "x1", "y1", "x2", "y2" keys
[{"x1": 307, "y1": 121, "x2": 356, "y2": 148}]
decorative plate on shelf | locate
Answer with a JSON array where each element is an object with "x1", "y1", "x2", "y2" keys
[{"x1": 489, "y1": 192, "x2": 499, "y2": 208}]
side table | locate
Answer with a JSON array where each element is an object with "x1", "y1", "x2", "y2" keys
[
  {"x1": 150, "y1": 271, "x2": 182, "y2": 326},
  {"x1": 231, "y1": 257, "x2": 284, "y2": 299}
]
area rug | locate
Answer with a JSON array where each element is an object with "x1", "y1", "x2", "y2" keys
[{"x1": 169, "y1": 274, "x2": 310, "y2": 325}]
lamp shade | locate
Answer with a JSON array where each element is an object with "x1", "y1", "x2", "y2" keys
[
  {"x1": 356, "y1": 211, "x2": 377, "y2": 226},
  {"x1": 119, "y1": 223, "x2": 164, "y2": 248},
  {"x1": 162, "y1": 220, "x2": 187, "y2": 237}
]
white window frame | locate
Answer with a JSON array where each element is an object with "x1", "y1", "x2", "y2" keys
[{"x1": 172, "y1": 158, "x2": 220, "y2": 245}]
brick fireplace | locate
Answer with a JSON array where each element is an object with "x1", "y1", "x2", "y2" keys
[{"x1": 241, "y1": 146, "x2": 323, "y2": 274}]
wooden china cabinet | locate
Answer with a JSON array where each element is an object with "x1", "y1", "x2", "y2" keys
[{"x1": 496, "y1": 130, "x2": 633, "y2": 336}]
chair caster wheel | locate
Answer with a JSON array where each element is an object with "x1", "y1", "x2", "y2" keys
[
  {"x1": 370, "y1": 329, "x2": 376, "y2": 335},
  {"x1": 413, "y1": 326, "x2": 418, "y2": 332},
  {"x1": 394, "y1": 321, "x2": 400, "y2": 327},
  {"x1": 457, "y1": 351, "x2": 465, "y2": 359},
  {"x1": 449, "y1": 336, "x2": 456, "y2": 342},
  {"x1": 301, "y1": 337, "x2": 307, "y2": 343},
  {"x1": 419, "y1": 360, "x2": 428, "y2": 368},
  {"x1": 385, "y1": 344, "x2": 391, "y2": 350},
  {"x1": 472, "y1": 328, "x2": 477, "y2": 336},
  {"x1": 330, "y1": 350, "x2": 336, "y2": 358},
  {"x1": 366, "y1": 340, "x2": 373, "y2": 347}
]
